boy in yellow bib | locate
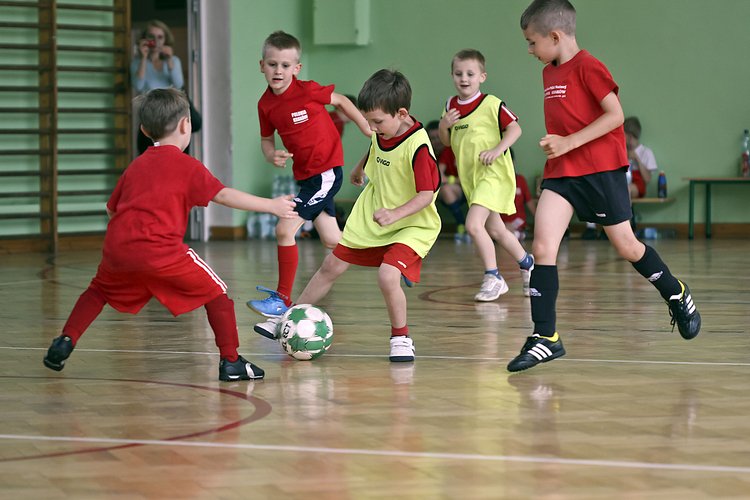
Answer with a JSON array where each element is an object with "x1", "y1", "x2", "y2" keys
[
  {"x1": 439, "y1": 49, "x2": 534, "y2": 300},
  {"x1": 254, "y1": 69, "x2": 441, "y2": 362}
]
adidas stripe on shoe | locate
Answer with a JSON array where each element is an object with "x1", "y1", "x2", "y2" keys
[
  {"x1": 507, "y1": 333, "x2": 566, "y2": 372},
  {"x1": 668, "y1": 280, "x2": 701, "y2": 340}
]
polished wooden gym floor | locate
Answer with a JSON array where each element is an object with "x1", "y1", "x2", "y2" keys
[{"x1": 1, "y1": 236, "x2": 749, "y2": 498}]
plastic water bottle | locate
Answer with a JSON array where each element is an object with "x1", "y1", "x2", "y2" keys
[
  {"x1": 657, "y1": 171, "x2": 667, "y2": 198},
  {"x1": 741, "y1": 129, "x2": 750, "y2": 178}
]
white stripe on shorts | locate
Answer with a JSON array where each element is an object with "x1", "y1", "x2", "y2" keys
[
  {"x1": 305, "y1": 168, "x2": 335, "y2": 207},
  {"x1": 186, "y1": 248, "x2": 227, "y2": 292}
]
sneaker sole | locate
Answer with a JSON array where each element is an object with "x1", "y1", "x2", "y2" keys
[
  {"x1": 389, "y1": 356, "x2": 415, "y2": 362},
  {"x1": 507, "y1": 349, "x2": 566, "y2": 373},
  {"x1": 246, "y1": 301, "x2": 285, "y2": 318},
  {"x1": 253, "y1": 324, "x2": 278, "y2": 340},
  {"x1": 43, "y1": 358, "x2": 65, "y2": 371}
]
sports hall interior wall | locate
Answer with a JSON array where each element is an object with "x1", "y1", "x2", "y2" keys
[{"x1": 230, "y1": 0, "x2": 750, "y2": 232}]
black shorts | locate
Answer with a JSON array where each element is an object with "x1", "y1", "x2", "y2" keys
[
  {"x1": 541, "y1": 167, "x2": 632, "y2": 225},
  {"x1": 294, "y1": 166, "x2": 343, "y2": 221}
]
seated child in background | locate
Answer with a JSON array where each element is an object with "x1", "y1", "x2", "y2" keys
[
  {"x1": 624, "y1": 116, "x2": 658, "y2": 199},
  {"x1": 43, "y1": 88, "x2": 296, "y2": 381},
  {"x1": 425, "y1": 120, "x2": 469, "y2": 242},
  {"x1": 254, "y1": 69, "x2": 442, "y2": 363}
]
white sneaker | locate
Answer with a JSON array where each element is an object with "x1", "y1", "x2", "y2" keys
[
  {"x1": 389, "y1": 336, "x2": 415, "y2": 362},
  {"x1": 474, "y1": 274, "x2": 509, "y2": 302},
  {"x1": 254, "y1": 317, "x2": 281, "y2": 340}
]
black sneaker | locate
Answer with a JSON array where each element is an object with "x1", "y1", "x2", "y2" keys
[
  {"x1": 507, "y1": 333, "x2": 565, "y2": 372},
  {"x1": 218, "y1": 355, "x2": 265, "y2": 381},
  {"x1": 43, "y1": 335, "x2": 74, "y2": 371},
  {"x1": 668, "y1": 281, "x2": 701, "y2": 340}
]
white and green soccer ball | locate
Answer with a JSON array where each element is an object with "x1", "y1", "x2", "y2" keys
[{"x1": 278, "y1": 304, "x2": 333, "y2": 360}]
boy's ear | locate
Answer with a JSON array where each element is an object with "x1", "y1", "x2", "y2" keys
[
  {"x1": 293, "y1": 62, "x2": 302, "y2": 75},
  {"x1": 259, "y1": 59, "x2": 265, "y2": 72},
  {"x1": 550, "y1": 30, "x2": 562, "y2": 44},
  {"x1": 178, "y1": 115, "x2": 191, "y2": 134},
  {"x1": 139, "y1": 124, "x2": 152, "y2": 139},
  {"x1": 397, "y1": 107, "x2": 410, "y2": 119}
]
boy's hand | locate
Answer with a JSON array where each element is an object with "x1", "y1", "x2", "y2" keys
[
  {"x1": 373, "y1": 207, "x2": 396, "y2": 226},
  {"x1": 540, "y1": 134, "x2": 573, "y2": 159},
  {"x1": 479, "y1": 146, "x2": 504, "y2": 166},
  {"x1": 440, "y1": 109, "x2": 461, "y2": 130},
  {"x1": 271, "y1": 150, "x2": 293, "y2": 168},
  {"x1": 271, "y1": 194, "x2": 297, "y2": 218},
  {"x1": 350, "y1": 169, "x2": 366, "y2": 186}
]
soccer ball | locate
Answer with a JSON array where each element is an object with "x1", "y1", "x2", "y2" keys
[{"x1": 278, "y1": 304, "x2": 333, "y2": 360}]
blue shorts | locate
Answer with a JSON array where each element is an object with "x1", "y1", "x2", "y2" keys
[
  {"x1": 294, "y1": 167, "x2": 343, "y2": 221},
  {"x1": 541, "y1": 167, "x2": 632, "y2": 225}
]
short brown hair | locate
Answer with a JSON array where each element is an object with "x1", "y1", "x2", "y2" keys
[
  {"x1": 452, "y1": 49, "x2": 486, "y2": 73},
  {"x1": 624, "y1": 117, "x2": 642, "y2": 139},
  {"x1": 357, "y1": 69, "x2": 411, "y2": 116},
  {"x1": 262, "y1": 30, "x2": 301, "y2": 59},
  {"x1": 134, "y1": 88, "x2": 190, "y2": 141},
  {"x1": 520, "y1": 0, "x2": 576, "y2": 35}
]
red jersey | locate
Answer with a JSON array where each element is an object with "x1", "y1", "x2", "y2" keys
[
  {"x1": 501, "y1": 174, "x2": 532, "y2": 224},
  {"x1": 542, "y1": 50, "x2": 628, "y2": 178},
  {"x1": 103, "y1": 145, "x2": 224, "y2": 271},
  {"x1": 258, "y1": 77, "x2": 343, "y2": 180},
  {"x1": 439, "y1": 146, "x2": 457, "y2": 177}
]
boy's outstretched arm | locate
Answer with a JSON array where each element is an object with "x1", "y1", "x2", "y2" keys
[
  {"x1": 479, "y1": 120, "x2": 522, "y2": 165},
  {"x1": 260, "y1": 135, "x2": 293, "y2": 168},
  {"x1": 540, "y1": 92, "x2": 624, "y2": 159},
  {"x1": 330, "y1": 92, "x2": 372, "y2": 138},
  {"x1": 372, "y1": 191, "x2": 433, "y2": 227},
  {"x1": 212, "y1": 188, "x2": 296, "y2": 218}
]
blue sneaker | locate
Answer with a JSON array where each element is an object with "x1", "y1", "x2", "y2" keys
[
  {"x1": 247, "y1": 286, "x2": 290, "y2": 317},
  {"x1": 401, "y1": 275, "x2": 414, "y2": 288}
]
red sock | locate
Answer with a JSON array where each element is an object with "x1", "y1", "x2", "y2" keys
[
  {"x1": 276, "y1": 244, "x2": 298, "y2": 306},
  {"x1": 391, "y1": 325, "x2": 409, "y2": 337},
  {"x1": 62, "y1": 287, "x2": 107, "y2": 345},
  {"x1": 205, "y1": 294, "x2": 239, "y2": 361}
]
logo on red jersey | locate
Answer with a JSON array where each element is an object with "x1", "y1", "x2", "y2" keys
[{"x1": 291, "y1": 110, "x2": 308, "y2": 125}]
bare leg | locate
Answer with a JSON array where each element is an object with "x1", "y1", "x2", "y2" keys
[
  {"x1": 378, "y1": 263, "x2": 407, "y2": 328},
  {"x1": 296, "y1": 253, "x2": 350, "y2": 305},
  {"x1": 465, "y1": 204, "x2": 496, "y2": 270},
  {"x1": 486, "y1": 212, "x2": 528, "y2": 261},
  {"x1": 313, "y1": 212, "x2": 342, "y2": 249}
]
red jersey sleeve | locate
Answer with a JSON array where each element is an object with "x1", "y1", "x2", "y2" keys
[
  {"x1": 107, "y1": 171, "x2": 126, "y2": 213},
  {"x1": 302, "y1": 80, "x2": 335, "y2": 106},
  {"x1": 187, "y1": 157, "x2": 226, "y2": 207},
  {"x1": 258, "y1": 99, "x2": 274, "y2": 138},
  {"x1": 413, "y1": 145, "x2": 440, "y2": 192},
  {"x1": 585, "y1": 58, "x2": 619, "y2": 102},
  {"x1": 499, "y1": 103, "x2": 518, "y2": 130}
]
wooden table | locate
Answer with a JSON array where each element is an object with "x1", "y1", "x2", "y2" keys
[{"x1": 685, "y1": 177, "x2": 750, "y2": 239}]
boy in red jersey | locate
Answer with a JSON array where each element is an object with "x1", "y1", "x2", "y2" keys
[
  {"x1": 247, "y1": 31, "x2": 372, "y2": 318},
  {"x1": 43, "y1": 88, "x2": 296, "y2": 381},
  {"x1": 508, "y1": 0, "x2": 701, "y2": 372}
]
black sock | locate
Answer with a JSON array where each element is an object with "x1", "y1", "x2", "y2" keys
[
  {"x1": 631, "y1": 245, "x2": 682, "y2": 300},
  {"x1": 530, "y1": 264, "x2": 558, "y2": 336},
  {"x1": 445, "y1": 200, "x2": 465, "y2": 226}
]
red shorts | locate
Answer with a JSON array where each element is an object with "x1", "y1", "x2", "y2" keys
[
  {"x1": 333, "y1": 243, "x2": 423, "y2": 283},
  {"x1": 91, "y1": 248, "x2": 227, "y2": 316}
]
